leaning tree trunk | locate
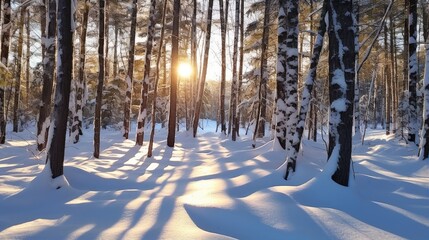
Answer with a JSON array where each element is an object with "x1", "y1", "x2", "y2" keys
[
  {"x1": 408, "y1": 0, "x2": 418, "y2": 143},
  {"x1": 279, "y1": 0, "x2": 300, "y2": 180},
  {"x1": 72, "y1": 0, "x2": 89, "y2": 143},
  {"x1": 289, "y1": 1, "x2": 327, "y2": 164},
  {"x1": 123, "y1": 0, "x2": 138, "y2": 139},
  {"x1": 192, "y1": 0, "x2": 214, "y2": 138},
  {"x1": 136, "y1": 0, "x2": 156, "y2": 146},
  {"x1": 94, "y1": 0, "x2": 105, "y2": 158},
  {"x1": 0, "y1": 0, "x2": 11, "y2": 144},
  {"x1": 37, "y1": 0, "x2": 56, "y2": 150},
  {"x1": 327, "y1": 0, "x2": 355, "y2": 187},
  {"x1": 253, "y1": 0, "x2": 271, "y2": 144},
  {"x1": 46, "y1": 0, "x2": 74, "y2": 183},
  {"x1": 167, "y1": 0, "x2": 180, "y2": 147}
]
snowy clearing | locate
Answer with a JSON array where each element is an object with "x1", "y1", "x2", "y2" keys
[{"x1": 0, "y1": 121, "x2": 428, "y2": 239}]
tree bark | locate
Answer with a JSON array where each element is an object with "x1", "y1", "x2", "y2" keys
[
  {"x1": 253, "y1": 0, "x2": 271, "y2": 143},
  {"x1": 13, "y1": 7, "x2": 26, "y2": 133},
  {"x1": 328, "y1": 0, "x2": 355, "y2": 187},
  {"x1": 136, "y1": 0, "x2": 157, "y2": 146},
  {"x1": 36, "y1": 0, "x2": 56, "y2": 150},
  {"x1": 408, "y1": 0, "x2": 418, "y2": 143},
  {"x1": 192, "y1": 0, "x2": 214, "y2": 138},
  {"x1": 0, "y1": 0, "x2": 11, "y2": 144},
  {"x1": 167, "y1": 0, "x2": 180, "y2": 147},
  {"x1": 46, "y1": 0, "x2": 73, "y2": 181},
  {"x1": 219, "y1": 0, "x2": 227, "y2": 135},
  {"x1": 94, "y1": 0, "x2": 105, "y2": 158},
  {"x1": 123, "y1": 0, "x2": 138, "y2": 139},
  {"x1": 72, "y1": 0, "x2": 89, "y2": 143}
]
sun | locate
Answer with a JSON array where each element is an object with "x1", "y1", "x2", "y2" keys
[{"x1": 178, "y1": 62, "x2": 193, "y2": 78}]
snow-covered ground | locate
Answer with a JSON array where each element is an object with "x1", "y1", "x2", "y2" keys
[{"x1": 0, "y1": 121, "x2": 428, "y2": 239}]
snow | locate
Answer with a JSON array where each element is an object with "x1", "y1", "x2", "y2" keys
[{"x1": 1, "y1": 121, "x2": 429, "y2": 239}]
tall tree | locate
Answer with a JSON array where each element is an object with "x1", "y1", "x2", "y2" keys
[
  {"x1": 0, "y1": 0, "x2": 11, "y2": 144},
  {"x1": 327, "y1": 0, "x2": 355, "y2": 187},
  {"x1": 192, "y1": 0, "x2": 214, "y2": 138},
  {"x1": 408, "y1": 0, "x2": 418, "y2": 143},
  {"x1": 287, "y1": 1, "x2": 327, "y2": 178},
  {"x1": 46, "y1": 0, "x2": 74, "y2": 183},
  {"x1": 13, "y1": 6, "x2": 26, "y2": 132},
  {"x1": 72, "y1": 0, "x2": 89, "y2": 143},
  {"x1": 418, "y1": 0, "x2": 429, "y2": 160},
  {"x1": 136, "y1": 0, "x2": 156, "y2": 146},
  {"x1": 280, "y1": 0, "x2": 299, "y2": 179},
  {"x1": 253, "y1": 0, "x2": 271, "y2": 142},
  {"x1": 229, "y1": 0, "x2": 240, "y2": 141},
  {"x1": 123, "y1": 0, "x2": 138, "y2": 140},
  {"x1": 94, "y1": 0, "x2": 105, "y2": 158},
  {"x1": 219, "y1": 0, "x2": 228, "y2": 135},
  {"x1": 167, "y1": 0, "x2": 180, "y2": 147},
  {"x1": 37, "y1": 0, "x2": 56, "y2": 150},
  {"x1": 148, "y1": 0, "x2": 168, "y2": 158}
]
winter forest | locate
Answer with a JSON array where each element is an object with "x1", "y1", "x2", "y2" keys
[{"x1": 0, "y1": 0, "x2": 428, "y2": 239}]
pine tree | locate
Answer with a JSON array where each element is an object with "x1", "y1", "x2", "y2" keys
[
  {"x1": 13, "y1": 6, "x2": 26, "y2": 133},
  {"x1": 46, "y1": 0, "x2": 74, "y2": 182},
  {"x1": 419, "y1": 1, "x2": 429, "y2": 160},
  {"x1": 94, "y1": 0, "x2": 106, "y2": 158},
  {"x1": 167, "y1": 0, "x2": 180, "y2": 147}
]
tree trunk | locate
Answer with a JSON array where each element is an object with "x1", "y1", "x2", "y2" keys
[
  {"x1": 219, "y1": 0, "x2": 227, "y2": 134},
  {"x1": 384, "y1": 24, "x2": 391, "y2": 135},
  {"x1": 113, "y1": 23, "x2": 119, "y2": 80},
  {"x1": 354, "y1": 2, "x2": 360, "y2": 135},
  {"x1": 286, "y1": 1, "x2": 327, "y2": 175},
  {"x1": 94, "y1": 0, "x2": 105, "y2": 158},
  {"x1": 72, "y1": 0, "x2": 89, "y2": 143},
  {"x1": 408, "y1": 0, "x2": 418, "y2": 143},
  {"x1": 46, "y1": 0, "x2": 74, "y2": 182},
  {"x1": 192, "y1": 0, "x2": 214, "y2": 138},
  {"x1": 148, "y1": 0, "x2": 168, "y2": 158},
  {"x1": 37, "y1": 0, "x2": 56, "y2": 150},
  {"x1": 253, "y1": 0, "x2": 271, "y2": 143},
  {"x1": 228, "y1": 0, "x2": 240, "y2": 141},
  {"x1": 25, "y1": 8, "x2": 30, "y2": 108},
  {"x1": 123, "y1": 0, "x2": 138, "y2": 139},
  {"x1": 136, "y1": 0, "x2": 156, "y2": 146},
  {"x1": 237, "y1": 0, "x2": 244, "y2": 135},
  {"x1": 13, "y1": 7, "x2": 26, "y2": 133},
  {"x1": 328, "y1": 0, "x2": 355, "y2": 187},
  {"x1": 418, "y1": 1, "x2": 429, "y2": 160},
  {"x1": 283, "y1": 0, "x2": 300, "y2": 178},
  {"x1": 167, "y1": 0, "x2": 180, "y2": 147},
  {"x1": 0, "y1": 0, "x2": 11, "y2": 144}
]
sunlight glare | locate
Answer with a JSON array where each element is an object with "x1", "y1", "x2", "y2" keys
[{"x1": 178, "y1": 62, "x2": 192, "y2": 78}]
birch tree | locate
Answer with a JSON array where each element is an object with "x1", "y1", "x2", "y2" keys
[
  {"x1": 37, "y1": 0, "x2": 56, "y2": 150},
  {"x1": 72, "y1": 0, "x2": 89, "y2": 143},
  {"x1": 419, "y1": 0, "x2": 429, "y2": 160},
  {"x1": 408, "y1": 0, "x2": 418, "y2": 143},
  {"x1": 136, "y1": 0, "x2": 156, "y2": 146},
  {"x1": 123, "y1": 0, "x2": 138, "y2": 140},
  {"x1": 278, "y1": 0, "x2": 299, "y2": 179},
  {"x1": 327, "y1": 0, "x2": 356, "y2": 187}
]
